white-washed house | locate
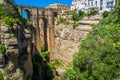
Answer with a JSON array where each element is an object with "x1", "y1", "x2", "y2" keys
[{"x1": 71, "y1": 0, "x2": 115, "y2": 12}]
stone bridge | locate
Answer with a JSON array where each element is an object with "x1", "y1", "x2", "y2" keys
[{"x1": 18, "y1": 5, "x2": 59, "y2": 58}]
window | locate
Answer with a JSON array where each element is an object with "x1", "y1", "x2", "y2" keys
[
  {"x1": 88, "y1": 3, "x2": 90, "y2": 6},
  {"x1": 91, "y1": 2, "x2": 93, "y2": 5},
  {"x1": 100, "y1": 7, "x2": 103, "y2": 10},
  {"x1": 95, "y1": 1, "x2": 97, "y2": 5},
  {"x1": 85, "y1": 3, "x2": 87, "y2": 6},
  {"x1": 100, "y1": 0, "x2": 103, "y2": 6}
]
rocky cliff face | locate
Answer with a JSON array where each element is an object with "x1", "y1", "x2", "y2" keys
[
  {"x1": 0, "y1": 24, "x2": 33, "y2": 80},
  {"x1": 52, "y1": 24, "x2": 92, "y2": 66}
]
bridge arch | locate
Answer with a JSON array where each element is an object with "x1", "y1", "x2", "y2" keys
[
  {"x1": 21, "y1": 8, "x2": 31, "y2": 20},
  {"x1": 53, "y1": 11, "x2": 58, "y2": 18}
]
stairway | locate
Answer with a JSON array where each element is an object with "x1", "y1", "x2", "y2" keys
[{"x1": 78, "y1": 13, "x2": 103, "y2": 25}]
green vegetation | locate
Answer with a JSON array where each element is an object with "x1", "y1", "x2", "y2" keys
[
  {"x1": 72, "y1": 10, "x2": 85, "y2": 21},
  {"x1": 87, "y1": 7, "x2": 98, "y2": 18},
  {"x1": 0, "y1": 71, "x2": 4, "y2": 80},
  {"x1": 4, "y1": 16, "x2": 19, "y2": 26},
  {"x1": 61, "y1": 1, "x2": 120, "y2": 80},
  {"x1": 32, "y1": 47, "x2": 54, "y2": 80},
  {"x1": 0, "y1": 2, "x2": 20, "y2": 26},
  {"x1": 0, "y1": 44, "x2": 5, "y2": 54},
  {"x1": 103, "y1": 11, "x2": 110, "y2": 18},
  {"x1": 59, "y1": 18, "x2": 70, "y2": 25},
  {"x1": 65, "y1": 10, "x2": 85, "y2": 21},
  {"x1": 72, "y1": 22, "x2": 79, "y2": 29},
  {"x1": 40, "y1": 46, "x2": 49, "y2": 61},
  {"x1": 57, "y1": 10, "x2": 84, "y2": 27},
  {"x1": 50, "y1": 60, "x2": 63, "y2": 68},
  {"x1": 32, "y1": 46, "x2": 64, "y2": 80}
]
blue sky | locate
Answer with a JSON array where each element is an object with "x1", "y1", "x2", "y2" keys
[{"x1": 14, "y1": 0, "x2": 72, "y2": 7}]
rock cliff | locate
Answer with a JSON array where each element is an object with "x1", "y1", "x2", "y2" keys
[
  {"x1": 0, "y1": 24, "x2": 33, "y2": 80},
  {"x1": 51, "y1": 24, "x2": 92, "y2": 66}
]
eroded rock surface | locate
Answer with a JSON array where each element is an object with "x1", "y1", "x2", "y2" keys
[
  {"x1": 52, "y1": 24, "x2": 92, "y2": 66},
  {"x1": 0, "y1": 25, "x2": 33, "y2": 80}
]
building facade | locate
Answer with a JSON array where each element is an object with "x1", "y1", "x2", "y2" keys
[
  {"x1": 0, "y1": 0, "x2": 3, "y2": 3},
  {"x1": 47, "y1": 3, "x2": 70, "y2": 11},
  {"x1": 71, "y1": 0, "x2": 115, "y2": 12}
]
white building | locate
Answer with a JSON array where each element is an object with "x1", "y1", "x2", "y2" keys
[
  {"x1": 47, "y1": 3, "x2": 70, "y2": 11},
  {"x1": 0, "y1": 0, "x2": 3, "y2": 3},
  {"x1": 71, "y1": 0, "x2": 115, "y2": 12}
]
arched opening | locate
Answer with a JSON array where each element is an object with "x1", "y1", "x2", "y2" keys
[
  {"x1": 53, "y1": 12, "x2": 58, "y2": 17},
  {"x1": 22, "y1": 9, "x2": 30, "y2": 20}
]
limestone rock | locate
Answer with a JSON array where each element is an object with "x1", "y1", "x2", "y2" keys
[
  {"x1": 0, "y1": 54, "x2": 5, "y2": 68},
  {"x1": 4, "y1": 34, "x2": 10, "y2": 39},
  {"x1": 52, "y1": 24, "x2": 92, "y2": 66},
  {"x1": 0, "y1": 24, "x2": 33, "y2": 80},
  {"x1": 25, "y1": 29, "x2": 31, "y2": 39},
  {"x1": 5, "y1": 38, "x2": 18, "y2": 46},
  {"x1": 0, "y1": 26, "x2": 9, "y2": 32}
]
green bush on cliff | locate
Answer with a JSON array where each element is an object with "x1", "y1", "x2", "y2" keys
[
  {"x1": 72, "y1": 10, "x2": 85, "y2": 21},
  {"x1": 61, "y1": 1, "x2": 120, "y2": 80},
  {"x1": 0, "y1": 71, "x2": 4, "y2": 80},
  {"x1": 103, "y1": 11, "x2": 110, "y2": 18},
  {"x1": 65, "y1": 10, "x2": 85, "y2": 21},
  {"x1": 32, "y1": 47, "x2": 54, "y2": 80},
  {"x1": 0, "y1": 2, "x2": 20, "y2": 26},
  {"x1": 59, "y1": 18, "x2": 70, "y2": 25},
  {"x1": 0, "y1": 44, "x2": 5, "y2": 54},
  {"x1": 87, "y1": 7, "x2": 98, "y2": 16},
  {"x1": 4, "y1": 16, "x2": 19, "y2": 26},
  {"x1": 0, "y1": 3, "x2": 6, "y2": 19}
]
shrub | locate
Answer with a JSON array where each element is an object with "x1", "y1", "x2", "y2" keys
[
  {"x1": 4, "y1": 16, "x2": 13, "y2": 26},
  {"x1": 4, "y1": 16, "x2": 19, "y2": 26},
  {"x1": 0, "y1": 44, "x2": 5, "y2": 54},
  {"x1": 87, "y1": 7, "x2": 99, "y2": 17},
  {"x1": 64, "y1": 10, "x2": 85, "y2": 21},
  {"x1": 103, "y1": 11, "x2": 110, "y2": 18},
  {"x1": 0, "y1": 71, "x2": 4, "y2": 80},
  {"x1": 72, "y1": 13, "x2": 79, "y2": 21},
  {"x1": 72, "y1": 22, "x2": 79, "y2": 29},
  {"x1": 32, "y1": 47, "x2": 54, "y2": 80},
  {"x1": 78, "y1": 10, "x2": 85, "y2": 17},
  {"x1": 73, "y1": 10, "x2": 85, "y2": 21},
  {"x1": 59, "y1": 18, "x2": 70, "y2": 25}
]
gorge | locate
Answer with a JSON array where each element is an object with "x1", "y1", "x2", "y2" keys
[{"x1": 0, "y1": 0, "x2": 120, "y2": 80}]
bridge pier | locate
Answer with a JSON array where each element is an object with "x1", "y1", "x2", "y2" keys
[
  {"x1": 18, "y1": 5, "x2": 56, "y2": 60},
  {"x1": 47, "y1": 10, "x2": 55, "y2": 60}
]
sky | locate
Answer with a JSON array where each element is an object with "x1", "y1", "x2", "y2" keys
[{"x1": 14, "y1": 0, "x2": 72, "y2": 8}]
